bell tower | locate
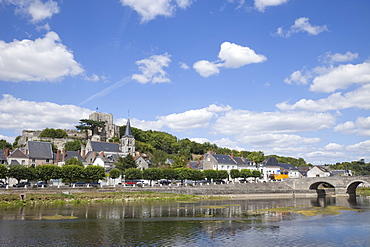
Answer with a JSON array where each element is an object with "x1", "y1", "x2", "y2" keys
[{"x1": 120, "y1": 118, "x2": 135, "y2": 156}]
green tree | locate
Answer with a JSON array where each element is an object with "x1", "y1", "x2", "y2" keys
[
  {"x1": 0, "y1": 164, "x2": 8, "y2": 180},
  {"x1": 174, "y1": 167, "x2": 193, "y2": 182},
  {"x1": 8, "y1": 165, "x2": 30, "y2": 183},
  {"x1": 62, "y1": 165, "x2": 84, "y2": 185},
  {"x1": 161, "y1": 168, "x2": 176, "y2": 180},
  {"x1": 203, "y1": 169, "x2": 217, "y2": 181},
  {"x1": 216, "y1": 170, "x2": 229, "y2": 180},
  {"x1": 64, "y1": 157, "x2": 84, "y2": 167},
  {"x1": 115, "y1": 154, "x2": 137, "y2": 171},
  {"x1": 84, "y1": 166, "x2": 106, "y2": 183},
  {"x1": 109, "y1": 168, "x2": 121, "y2": 180},
  {"x1": 151, "y1": 149, "x2": 167, "y2": 166},
  {"x1": 248, "y1": 151, "x2": 265, "y2": 164},
  {"x1": 124, "y1": 168, "x2": 142, "y2": 181},
  {"x1": 65, "y1": 140, "x2": 82, "y2": 151},
  {"x1": 230, "y1": 169, "x2": 240, "y2": 181},
  {"x1": 171, "y1": 155, "x2": 188, "y2": 169},
  {"x1": 143, "y1": 168, "x2": 162, "y2": 185},
  {"x1": 0, "y1": 139, "x2": 12, "y2": 149},
  {"x1": 189, "y1": 169, "x2": 204, "y2": 181},
  {"x1": 76, "y1": 119, "x2": 106, "y2": 138},
  {"x1": 240, "y1": 169, "x2": 252, "y2": 180},
  {"x1": 251, "y1": 170, "x2": 262, "y2": 182},
  {"x1": 35, "y1": 165, "x2": 60, "y2": 182},
  {"x1": 13, "y1": 136, "x2": 21, "y2": 148},
  {"x1": 39, "y1": 128, "x2": 68, "y2": 138}
]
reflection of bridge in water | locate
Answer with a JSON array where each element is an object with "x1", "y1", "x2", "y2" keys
[{"x1": 283, "y1": 176, "x2": 370, "y2": 196}]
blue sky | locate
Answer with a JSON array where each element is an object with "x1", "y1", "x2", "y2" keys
[{"x1": 1, "y1": 0, "x2": 369, "y2": 165}]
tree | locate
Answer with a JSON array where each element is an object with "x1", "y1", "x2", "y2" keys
[
  {"x1": 76, "y1": 119, "x2": 106, "y2": 138},
  {"x1": 216, "y1": 170, "x2": 229, "y2": 180},
  {"x1": 143, "y1": 168, "x2": 162, "y2": 185},
  {"x1": 62, "y1": 165, "x2": 84, "y2": 185},
  {"x1": 151, "y1": 149, "x2": 167, "y2": 166},
  {"x1": 115, "y1": 154, "x2": 137, "y2": 171},
  {"x1": 171, "y1": 154, "x2": 188, "y2": 169},
  {"x1": 124, "y1": 168, "x2": 142, "y2": 181},
  {"x1": 8, "y1": 165, "x2": 30, "y2": 183},
  {"x1": 161, "y1": 168, "x2": 176, "y2": 180},
  {"x1": 189, "y1": 169, "x2": 204, "y2": 181},
  {"x1": 64, "y1": 157, "x2": 84, "y2": 167},
  {"x1": 240, "y1": 169, "x2": 252, "y2": 180},
  {"x1": 174, "y1": 167, "x2": 193, "y2": 182},
  {"x1": 248, "y1": 151, "x2": 265, "y2": 164},
  {"x1": 35, "y1": 165, "x2": 60, "y2": 182},
  {"x1": 84, "y1": 166, "x2": 106, "y2": 183},
  {"x1": 0, "y1": 139, "x2": 12, "y2": 149},
  {"x1": 65, "y1": 140, "x2": 82, "y2": 151},
  {"x1": 230, "y1": 169, "x2": 240, "y2": 181},
  {"x1": 39, "y1": 128, "x2": 68, "y2": 138},
  {"x1": 0, "y1": 164, "x2": 8, "y2": 180},
  {"x1": 251, "y1": 170, "x2": 262, "y2": 182},
  {"x1": 203, "y1": 169, "x2": 217, "y2": 181},
  {"x1": 109, "y1": 168, "x2": 121, "y2": 180}
]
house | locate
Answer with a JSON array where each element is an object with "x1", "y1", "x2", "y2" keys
[
  {"x1": 279, "y1": 163, "x2": 302, "y2": 178},
  {"x1": 92, "y1": 153, "x2": 115, "y2": 171},
  {"x1": 0, "y1": 149, "x2": 9, "y2": 166},
  {"x1": 260, "y1": 157, "x2": 281, "y2": 181},
  {"x1": 307, "y1": 166, "x2": 331, "y2": 177},
  {"x1": 7, "y1": 148, "x2": 28, "y2": 166},
  {"x1": 331, "y1": 169, "x2": 352, "y2": 176},
  {"x1": 201, "y1": 153, "x2": 238, "y2": 171},
  {"x1": 134, "y1": 156, "x2": 149, "y2": 170},
  {"x1": 26, "y1": 141, "x2": 54, "y2": 167},
  {"x1": 56, "y1": 150, "x2": 87, "y2": 167}
]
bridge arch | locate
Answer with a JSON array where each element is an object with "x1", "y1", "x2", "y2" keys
[
  {"x1": 346, "y1": 180, "x2": 367, "y2": 195},
  {"x1": 309, "y1": 181, "x2": 335, "y2": 196}
]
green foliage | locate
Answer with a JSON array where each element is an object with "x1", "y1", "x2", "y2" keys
[
  {"x1": 13, "y1": 136, "x2": 21, "y2": 148},
  {"x1": 142, "y1": 168, "x2": 162, "y2": 182},
  {"x1": 108, "y1": 136, "x2": 120, "y2": 143},
  {"x1": 84, "y1": 166, "x2": 106, "y2": 182},
  {"x1": 39, "y1": 128, "x2": 68, "y2": 138},
  {"x1": 216, "y1": 170, "x2": 229, "y2": 180},
  {"x1": 115, "y1": 154, "x2": 137, "y2": 171},
  {"x1": 124, "y1": 168, "x2": 142, "y2": 181},
  {"x1": 230, "y1": 169, "x2": 240, "y2": 179},
  {"x1": 64, "y1": 157, "x2": 84, "y2": 167},
  {"x1": 203, "y1": 169, "x2": 217, "y2": 180},
  {"x1": 35, "y1": 165, "x2": 61, "y2": 182},
  {"x1": 8, "y1": 165, "x2": 31, "y2": 183},
  {"x1": 240, "y1": 169, "x2": 252, "y2": 179},
  {"x1": 0, "y1": 139, "x2": 12, "y2": 149},
  {"x1": 109, "y1": 168, "x2": 121, "y2": 179},
  {"x1": 252, "y1": 170, "x2": 262, "y2": 179},
  {"x1": 62, "y1": 165, "x2": 84, "y2": 184},
  {"x1": 65, "y1": 140, "x2": 82, "y2": 151},
  {"x1": 248, "y1": 151, "x2": 265, "y2": 163},
  {"x1": 160, "y1": 168, "x2": 176, "y2": 180},
  {"x1": 189, "y1": 169, "x2": 204, "y2": 180},
  {"x1": 76, "y1": 119, "x2": 106, "y2": 137},
  {"x1": 328, "y1": 160, "x2": 370, "y2": 175},
  {"x1": 0, "y1": 164, "x2": 8, "y2": 179},
  {"x1": 151, "y1": 149, "x2": 167, "y2": 166},
  {"x1": 171, "y1": 155, "x2": 188, "y2": 169},
  {"x1": 174, "y1": 167, "x2": 193, "y2": 181}
]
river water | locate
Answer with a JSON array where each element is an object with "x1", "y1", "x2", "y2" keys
[{"x1": 0, "y1": 195, "x2": 369, "y2": 246}]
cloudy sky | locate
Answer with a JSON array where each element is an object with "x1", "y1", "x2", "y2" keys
[{"x1": 1, "y1": 0, "x2": 369, "y2": 165}]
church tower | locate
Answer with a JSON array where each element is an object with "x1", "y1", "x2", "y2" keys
[{"x1": 120, "y1": 118, "x2": 135, "y2": 156}]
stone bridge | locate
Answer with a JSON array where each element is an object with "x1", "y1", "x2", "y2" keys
[{"x1": 283, "y1": 176, "x2": 370, "y2": 196}]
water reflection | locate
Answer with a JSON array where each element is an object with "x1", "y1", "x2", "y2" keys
[{"x1": 0, "y1": 196, "x2": 369, "y2": 246}]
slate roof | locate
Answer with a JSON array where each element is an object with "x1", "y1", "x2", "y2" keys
[
  {"x1": 64, "y1": 151, "x2": 86, "y2": 162},
  {"x1": 27, "y1": 141, "x2": 53, "y2": 159},
  {"x1": 263, "y1": 157, "x2": 279, "y2": 167},
  {"x1": 90, "y1": 141, "x2": 120, "y2": 152},
  {"x1": 8, "y1": 148, "x2": 28, "y2": 159},
  {"x1": 213, "y1": 154, "x2": 237, "y2": 165},
  {"x1": 123, "y1": 119, "x2": 133, "y2": 137},
  {"x1": 279, "y1": 163, "x2": 298, "y2": 171},
  {"x1": 0, "y1": 149, "x2": 6, "y2": 161}
]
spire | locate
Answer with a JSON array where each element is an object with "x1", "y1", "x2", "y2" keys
[{"x1": 124, "y1": 118, "x2": 133, "y2": 137}]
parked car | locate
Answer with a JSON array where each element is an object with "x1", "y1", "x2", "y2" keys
[
  {"x1": 239, "y1": 179, "x2": 248, "y2": 183},
  {"x1": 13, "y1": 182, "x2": 31, "y2": 187},
  {"x1": 36, "y1": 181, "x2": 48, "y2": 187},
  {"x1": 88, "y1": 182, "x2": 100, "y2": 187},
  {"x1": 73, "y1": 181, "x2": 86, "y2": 187},
  {"x1": 159, "y1": 179, "x2": 171, "y2": 185},
  {"x1": 214, "y1": 180, "x2": 226, "y2": 184},
  {"x1": 136, "y1": 181, "x2": 148, "y2": 186},
  {"x1": 125, "y1": 181, "x2": 136, "y2": 186},
  {"x1": 0, "y1": 181, "x2": 8, "y2": 188}
]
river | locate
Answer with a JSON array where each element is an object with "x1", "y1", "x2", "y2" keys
[{"x1": 0, "y1": 195, "x2": 369, "y2": 246}]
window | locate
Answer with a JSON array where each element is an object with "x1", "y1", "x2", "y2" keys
[
  {"x1": 32, "y1": 158, "x2": 35, "y2": 162},
  {"x1": 46, "y1": 159, "x2": 49, "y2": 163}
]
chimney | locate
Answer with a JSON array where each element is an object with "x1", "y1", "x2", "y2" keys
[
  {"x1": 4, "y1": 148, "x2": 9, "y2": 158},
  {"x1": 78, "y1": 150, "x2": 80, "y2": 155},
  {"x1": 56, "y1": 150, "x2": 60, "y2": 165},
  {"x1": 231, "y1": 153, "x2": 234, "y2": 159},
  {"x1": 101, "y1": 151, "x2": 105, "y2": 157},
  {"x1": 62, "y1": 149, "x2": 66, "y2": 161},
  {"x1": 82, "y1": 150, "x2": 86, "y2": 159}
]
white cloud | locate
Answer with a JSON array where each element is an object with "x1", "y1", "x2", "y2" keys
[
  {"x1": 254, "y1": 0, "x2": 289, "y2": 12},
  {"x1": 217, "y1": 42, "x2": 267, "y2": 68},
  {"x1": 275, "y1": 17, "x2": 328, "y2": 38},
  {"x1": 334, "y1": 116, "x2": 370, "y2": 137},
  {"x1": 320, "y1": 51, "x2": 359, "y2": 64},
  {"x1": 120, "y1": 0, "x2": 192, "y2": 23},
  {"x1": 193, "y1": 60, "x2": 220, "y2": 77},
  {"x1": 2, "y1": 0, "x2": 59, "y2": 22},
  {"x1": 193, "y1": 42, "x2": 266, "y2": 77},
  {"x1": 28, "y1": 0, "x2": 59, "y2": 22},
  {"x1": 0, "y1": 31, "x2": 84, "y2": 82},
  {"x1": 324, "y1": 143, "x2": 343, "y2": 151},
  {"x1": 277, "y1": 83, "x2": 370, "y2": 111},
  {"x1": 0, "y1": 134, "x2": 15, "y2": 144},
  {"x1": 132, "y1": 53, "x2": 171, "y2": 84},
  {"x1": 179, "y1": 62, "x2": 190, "y2": 70},
  {"x1": 284, "y1": 70, "x2": 311, "y2": 85},
  {"x1": 310, "y1": 62, "x2": 370, "y2": 93},
  {"x1": 189, "y1": 137, "x2": 211, "y2": 144},
  {"x1": 0, "y1": 94, "x2": 92, "y2": 132},
  {"x1": 212, "y1": 110, "x2": 335, "y2": 135},
  {"x1": 347, "y1": 140, "x2": 370, "y2": 153}
]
